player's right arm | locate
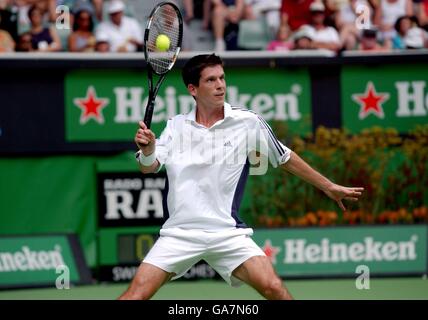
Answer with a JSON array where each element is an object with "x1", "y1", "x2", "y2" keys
[{"x1": 135, "y1": 120, "x2": 160, "y2": 174}]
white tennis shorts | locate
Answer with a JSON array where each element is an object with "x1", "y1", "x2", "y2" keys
[{"x1": 143, "y1": 228, "x2": 266, "y2": 287}]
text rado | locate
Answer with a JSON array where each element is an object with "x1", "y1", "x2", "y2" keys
[{"x1": 103, "y1": 177, "x2": 166, "y2": 220}]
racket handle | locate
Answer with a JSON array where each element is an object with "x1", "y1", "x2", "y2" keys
[{"x1": 143, "y1": 99, "x2": 155, "y2": 129}]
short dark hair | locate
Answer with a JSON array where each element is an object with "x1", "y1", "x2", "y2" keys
[
  {"x1": 182, "y1": 54, "x2": 223, "y2": 87},
  {"x1": 362, "y1": 28, "x2": 377, "y2": 38}
]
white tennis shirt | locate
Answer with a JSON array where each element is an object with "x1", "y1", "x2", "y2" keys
[{"x1": 140, "y1": 102, "x2": 292, "y2": 235}]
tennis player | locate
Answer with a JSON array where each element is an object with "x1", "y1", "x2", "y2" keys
[{"x1": 119, "y1": 54, "x2": 364, "y2": 300}]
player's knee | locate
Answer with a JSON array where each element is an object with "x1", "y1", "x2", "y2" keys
[
  {"x1": 260, "y1": 277, "x2": 284, "y2": 299},
  {"x1": 119, "y1": 279, "x2": 154, "y2": 300}
]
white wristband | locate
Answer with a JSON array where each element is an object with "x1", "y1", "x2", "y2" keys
[{"x1": 136, "y1": 150, "x2": 156, "y2": 166}]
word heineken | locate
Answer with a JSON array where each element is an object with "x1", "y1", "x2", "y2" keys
[
  {"x1": 112, "y1": 85, "x2": 302, "y2": 124},
  {"x1": 284, "y1": 236, "x2": 418, "y2": 264},
  {"x1": 353, "y1": 81, "x2": 428, "y2": 120},
  {"x1": 0, "y1": 245, "x2": 65, "y2": 272}
]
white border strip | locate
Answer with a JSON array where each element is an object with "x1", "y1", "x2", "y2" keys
[{"x1": 0, "y1": 50, "x2": 336, "y2": 61}]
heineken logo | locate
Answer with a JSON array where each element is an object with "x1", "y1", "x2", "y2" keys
[
  {"x1": 254, "y1": 226, "x2": 427, "y2": 277},
  {"x1": 284, "y1": 236, "x2": 418, "y2": 264},
  {"x1": 352, "y1": 81, "x2": 389, "y2": 119},
  {"x1": 74, "y1": 86, "x2": 109, "y2": 124},
  {"x1": 66, "y1": 69, "x2": 311, "y2": 140},
  {"x1": 72, "y1": 85, "x2": 303, "y2": 125},
  {"x1": 262, "y1": 240, "x2": 281, "y2": 265},
  {"x1": 352, "y1": 80, "x2": 428, "y2": 120},
  {"x1": 343, "y1": 69, "x2": 428, "y2": 133},
  {"x1": 0, "y1": 245, "x2": 65, "y2": 272}
]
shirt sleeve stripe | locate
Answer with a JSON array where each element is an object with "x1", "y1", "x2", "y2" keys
[
  {"x1": 231, "y1": 106, "x2": 285, "y2": 156},
  {"x1": 257, "y1": 116, "x2": 285, "y2": 156}
]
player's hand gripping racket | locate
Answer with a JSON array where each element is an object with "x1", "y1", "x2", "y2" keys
[{"x1": 143, "y1": 2, "x2": 183, "y2": 129}]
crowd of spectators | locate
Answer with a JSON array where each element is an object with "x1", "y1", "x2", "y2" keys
[
  {"x1": 274, "y1": 0, "x2": 428, "y2": 52},
  {"x1": 0, "y1": 0, "x2": 427, "y2": 54}
]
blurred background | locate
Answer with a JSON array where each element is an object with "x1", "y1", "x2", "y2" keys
[{"x1": 0, "y1": 0, "x2": 427, "y2": 299}]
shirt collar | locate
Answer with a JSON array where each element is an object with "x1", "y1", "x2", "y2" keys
[
  {"x1": 185, "y1": 102, "x2": 234, "y2": 123},
  {"x1": 224, "y1": 102, "x2": 233, "y2": 119}
]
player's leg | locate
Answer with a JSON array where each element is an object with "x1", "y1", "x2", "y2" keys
[
  {"x1": 205, "y1": 233, "x2": 293, "y2": 300},
  {"x1": 232, "y1": 256, "x2": 293, "y2": 300},
  {"x1": 118, "y1": 262, "x2": 174, "y2": 300},
  {"x1": 119, "y1": 232, "x2": 205, "y2": 300}
]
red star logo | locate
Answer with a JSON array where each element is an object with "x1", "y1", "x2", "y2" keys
[
  {"x1": 262, "y1": 240, "x2": 281, "y2": 264},
  {"x1": 352, "y1": 82, "x2": 389, "y2": 120},
  {"x1": 74, "y1": 86, "x2": 109, "y2": 124}
]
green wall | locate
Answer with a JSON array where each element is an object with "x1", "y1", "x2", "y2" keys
[{"x1": 0, "y1": 156, "x2": 97, "y2": 267}]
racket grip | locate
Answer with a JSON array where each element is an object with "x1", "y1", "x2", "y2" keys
[{"x1": 143, "y1": 99, "x2": 155, "y2": 129}]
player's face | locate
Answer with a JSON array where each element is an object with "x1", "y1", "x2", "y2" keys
[{"x1": 189, "y1": 65, "x2": 226, "y2": 109}]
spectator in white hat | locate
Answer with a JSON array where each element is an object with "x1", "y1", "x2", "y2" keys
[
  {"x1": 95, "y1": 0, "x2": 143, "y2": 52},
  {"x1": 95, "y1": 31, "x2": 110, "y2": 52},
  {"x1": 299, "y1": 1, "x2": 341, "y2": 52},
  {"x1": 292, "y1": 25, "x2": 315, "y2": 50}
]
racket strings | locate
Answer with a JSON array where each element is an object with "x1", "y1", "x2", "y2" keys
[{"x1": 146, "y1": 5, "x2": 181, "y2": 74}]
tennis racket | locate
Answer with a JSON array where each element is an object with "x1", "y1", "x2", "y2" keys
[{"x1": 143, "y1": 1, "x2": 183, "y2": 129}]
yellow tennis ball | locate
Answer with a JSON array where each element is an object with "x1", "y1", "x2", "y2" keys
[{"x1": 155, "y1": 34, "x2": 170, "y2": 51}]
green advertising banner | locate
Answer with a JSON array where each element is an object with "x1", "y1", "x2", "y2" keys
[
  {"x1": 0, "y1": 235, "x2": 91, "y2": 288},
  {"x1": 65, "y1": 68, "x2": 312, "y2": 141},
  {"x1": 98, "y1": 225, "x2": 427, "y2": 280},
  {"x1": 342, "y1": 64, "x2": 428, "y2": 133},
  {"x1": 252, "y1": 225, "x2": 428, "y2": 277},
  {"x1": 0, "y1": 156, "x2": 98, "y2": 268}
]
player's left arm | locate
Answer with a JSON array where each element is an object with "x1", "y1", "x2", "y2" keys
[{"x1": 280, "y1": 151, "x2": 364, "y2": 211}]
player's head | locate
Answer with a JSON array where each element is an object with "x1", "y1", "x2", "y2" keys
[
  {"x1": 182, "y1": 54, "x2": 224, "y2": 87},
  {"x1": 182, "y1": 54, "x2": 225, "y2": 106}
]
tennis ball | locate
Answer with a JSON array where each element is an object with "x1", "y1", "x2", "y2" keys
[{"x1": 155, "y1": 34, "x2": 170, "y2": 51}]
